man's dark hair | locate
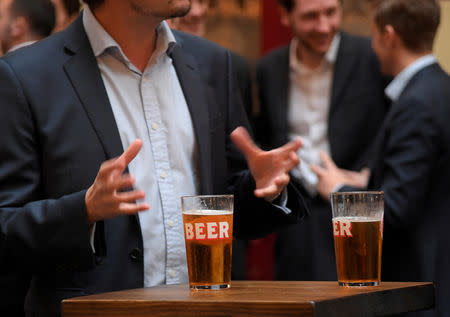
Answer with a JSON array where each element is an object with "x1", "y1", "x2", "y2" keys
[
  {"x1": 278, "y1": 0, "x2": 342, "y2": 12},
  {"x1": 373, "y1": 0, "x2": 440, "y2": 53},
  {"x1": 10, "y1": 0, "x2": 55, "y2": 38},
  {"x1": 278, "y1": 0, "x2": 295, "y2": 11},
  {"x1": 83, "y1": 0, "x2": 104, "y2": 10},
  {"x1": 62, "y1": 0, "x2": 81, "y2": 16}
]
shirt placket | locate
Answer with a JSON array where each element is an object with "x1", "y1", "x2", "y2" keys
[{"x1": 141, "y1": 63, "x2": 183, "y2": 284}]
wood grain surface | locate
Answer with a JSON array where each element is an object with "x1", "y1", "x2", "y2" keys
[{"x1": 62, "y1": 281, "x2": 434, "y2": 317}]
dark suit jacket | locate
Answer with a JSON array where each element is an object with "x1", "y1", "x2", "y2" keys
[
  {"x1": 0, "y1": 16, "x2": 306, "y2": 315},
  {"x1": 255, "y1": 32, "x2": 388, "y2": 281},
  {"x1": 366, "y1": 63, "x2": 450, "y2": 317}
]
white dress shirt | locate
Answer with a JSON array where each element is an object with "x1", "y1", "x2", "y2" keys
[
  {"x1": 83, "y1": 7, "x2": 199, "y2": 287},
  {"x1": 288, "y1": 35, "x2": 340, "y2": 196}
]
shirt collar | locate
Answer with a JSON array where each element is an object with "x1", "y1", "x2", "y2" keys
[
  {"x1": 82, "y1": 6, "x2": 176, "y2": 68},
  {"x1": 385, "y1": 54, "x2": 437, "y2": 102},
  {"x1": 289, "y1": 33, "x2": 340, "y2": 72},
  {"x1": 7, "y1": 40, "x2": 37, "y2": 53}
]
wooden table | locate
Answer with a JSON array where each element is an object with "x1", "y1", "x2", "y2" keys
[{"x1": 62, "y1": 281, "x2": 434, "y2": 317}]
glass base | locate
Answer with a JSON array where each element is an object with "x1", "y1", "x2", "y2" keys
[
  {"x1": 190, "y1": 284, "x2": 230, "y2": 290},
  {"x1": 339, "y1": 281, "x2": 379, "y2": 287}
]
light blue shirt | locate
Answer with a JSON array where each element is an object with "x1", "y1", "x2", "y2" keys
[
  {"x1": 385, "y1": 55, "x2": 437, "y2": 102},
  {"x1": 83, "y1": 7, "x2": 199, "y2": 287}
]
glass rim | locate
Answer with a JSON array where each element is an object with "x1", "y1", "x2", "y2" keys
[
  {"x1": 181, "y1": 194, "x2": 234, "y2": 200},
  {"x1": 331, "y1": 191, "x2": 384, "y2": 196}
]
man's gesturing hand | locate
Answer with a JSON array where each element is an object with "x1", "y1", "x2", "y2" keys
[
  {"x1": 85, "y1": 139, "x2": 150, "y2": 224},
  {"x1": 230, "y1": 127, "x2": 302, "y2": 202}
]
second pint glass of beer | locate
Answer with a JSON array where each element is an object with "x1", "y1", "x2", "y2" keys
[
  {"x1": 181, "y1": 195, "x2": 233, "y2": 290},
  {"x1": 330, "y1": 192, "x2": 384, "y2": 287}
]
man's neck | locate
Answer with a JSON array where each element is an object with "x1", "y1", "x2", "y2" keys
[
  {"x1": 393, "y1": 49, "x2": 433, "y2": 77},
  {"x1": 93, "y1": 5, "x2": 161, "y2": 72},
  {"x1": 296, "y1": 43, "x2": 326, "y2": 70}
]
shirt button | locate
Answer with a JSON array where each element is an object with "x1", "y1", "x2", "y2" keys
[
  {"x1": 169, "y1": 270, "x2": 176, "y2": 278},
  {"x1": 160, "y1": 171, "x2": 167, "y2": 179},
  {"x1": 151, "y1": 122, "x2": 159, "y2": 131},
  {"x1": 168, "y1": 220, "x2": 175, "y2": 227}
]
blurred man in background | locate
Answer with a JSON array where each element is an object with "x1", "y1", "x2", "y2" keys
[
  {"x1": 168, "y1": 0, "x2": 254, "y2": 280},
  {"x1": 313, "y1": 0, "x2": 450, "y2": 315},
  {"x1": 255, "y1": 0, "x2": 389, "y2": 281},
  {"x1": 51, "y1": 0, "x2": 80, "y2": 33},
  {"x1": 0, "y1": 0, "x2": 55, "y2": 54}
]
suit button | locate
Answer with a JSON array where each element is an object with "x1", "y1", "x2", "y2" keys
[{"x1": 129, "y1": 248, "x2": 142, "y2": 262}]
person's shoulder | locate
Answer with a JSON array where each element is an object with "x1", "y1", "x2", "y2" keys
[
  {"x1": 256, "y1": 45, "x2": 289, "y2": 72},
  {"x1": 339, "y1": 31, "x2": 373, "y2": 54},
  {"x1": 406, "y1": 63, "x2": 450, "y2": 97},
  {"x1": 258, "y1": 45, "x2": 289, "y2": 65},
  {"x1": 173, "y1": 30, "x2": 229, "y2": 57},
  {"x1": 1, "y1": 25, "x2": 71, "y2": 72}
]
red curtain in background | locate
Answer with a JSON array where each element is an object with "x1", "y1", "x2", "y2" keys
[{"x1": 245, "y1": 0, "x2": 292, "y2": 281}]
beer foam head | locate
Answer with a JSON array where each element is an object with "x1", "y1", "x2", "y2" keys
[
  {"x1": 333, "y1": 216, "x2": 380, "y2": 222},
  {"x1": 182, "y1": 209, "x2": 233, "y2": 215}
]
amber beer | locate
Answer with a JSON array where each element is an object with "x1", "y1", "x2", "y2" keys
[
  {"x1": 333, "y1": 216, "x2": 382, "y2": 286},
  {"x1": 183, "y1": 210, "x2": 233, "y2": 289}
]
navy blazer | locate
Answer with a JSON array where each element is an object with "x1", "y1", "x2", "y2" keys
[
  {"x1": 255, "y1": 32, "x2": 389, "y2": 281},
  {"x1": 0, "y1": 16, "x2": 306, "y2": 315},
  {"x1": 367, "y1": 63, "x2": 450, "y2": 317}
]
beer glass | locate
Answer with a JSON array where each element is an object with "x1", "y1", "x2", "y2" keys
[
  {"x1": 181, "y1": 195, "x2": 233, "y2": 290},
  {"x1": 330, "y1": 191, "x2": 384, "y2": 286}
]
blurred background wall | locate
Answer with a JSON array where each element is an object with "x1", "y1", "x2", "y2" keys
[{"x1": 435, "y1": 1, "x2": 450, "y2": 73}]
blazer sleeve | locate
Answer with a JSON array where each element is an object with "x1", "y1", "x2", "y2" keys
[
  {"x1": 223, "y1": 52, "x2": 307, "y2": 240},
  {"x1": 0, "y1": 59, "x2": 95, "y2": 272}
]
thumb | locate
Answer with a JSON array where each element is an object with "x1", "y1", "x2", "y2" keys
[
  {"x1": 360, "y1": 167, "x2": 371, "y2": 178},
  {"x1": 310, "y1": 164, "x2": 326, "y2": 177},
  {"x1": 319, "y1": 151, "x2": 337, "y2": 170},
  {"x1": 230, "y1": 126, "x2": 259, "y2": 159}
]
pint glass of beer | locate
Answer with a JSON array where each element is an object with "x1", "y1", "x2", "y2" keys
[
  {"x1": 330, "y1": 192, "x2": 384, "y2": 286},
  {"x1": 181, "y1": 195, "x2": 233, "y2": 290}
]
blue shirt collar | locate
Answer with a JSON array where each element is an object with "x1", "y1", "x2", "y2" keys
[
  {"x1": 385, "y1": 54, "x2": 437, "y2": 102},
  {"x1": 82, "y1": 6, "x2": 176, "y2": 65}
]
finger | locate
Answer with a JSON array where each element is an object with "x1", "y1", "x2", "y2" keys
[
  {"x1": 115, "y1": 189, "x2": 146, "y2": 203},
  {"x1": 230, "y1": 126, "x2": 259, "y2": 158},
  {"x1": 360, "y1": 167, "x2": 371, "y2": 178},
  {"x1": 121, "y1": 138, "x2": 143, "y2": 164},
  {"x1": 310, "y1": 164, "x2": 326, "y2": 177},
  {"x1": 97, "y1": 140, "x2": 143, "y2": 178},
  {"x1": 284, "y1": 151, "x2": 300, "y2": 170},
  {"x1": 319, "y1": 151, "x2": 337, "y2": 170},
  {"x1": 118, "y1": 202, "x2": 150, "y2": 215},
  {"x1": 111, "y1": 174, "x2": 136, "y2": 191},
  {"x1": 278, "y1": 137, "x2": 303, "y2": 154},
  {"x1": 254, "y1": 183, "x2": 279, "y2": 198},
  {"x1": 274, "y1": 173, "x2": 290, "y2": 188}
]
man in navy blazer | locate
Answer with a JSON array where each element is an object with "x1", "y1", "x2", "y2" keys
[
  {"x1": 0, "y1": 0, "x2": 307, "y2": 316},
  {"x1": 313, "y1": 0, "x2": 450, "y2": 315},
  {"x1": 255, "y1": 0, "x2": 388, "y2": 281}
]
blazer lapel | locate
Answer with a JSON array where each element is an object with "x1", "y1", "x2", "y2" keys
[
  {"x1": 170, "y1": 42, "x2": 213, "y2": 194},
  {"x1": 276, "y1": 47, "x2": 290, "y2": 144},
  {"x1": 329, "y1": 32, "x2": 358, "y2": 116},
  {"x1": 62, "y1": 16, "x2": 124, "y2": 160}
]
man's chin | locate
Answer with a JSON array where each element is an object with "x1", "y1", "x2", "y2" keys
[{"x1": 167, "y1": 2, "x2": 191, "y2": 19}]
